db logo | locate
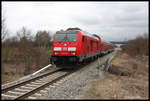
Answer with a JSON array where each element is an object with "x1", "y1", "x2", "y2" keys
[
  {"x1": 63, "y1": 47, "x2": 67, "y2": 51},
  {"x1": 64, "y1": 43, "x2": 67, "y2": 46}
]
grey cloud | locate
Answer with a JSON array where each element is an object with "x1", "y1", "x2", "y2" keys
[
  {"x1": 2, "y1": 2, "x2": 148, "y2": 41},
  {"x1": 74, "y1": 16, "x2": 100, "y2": 25}
]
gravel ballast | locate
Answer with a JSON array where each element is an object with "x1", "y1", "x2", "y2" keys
[{"x1": 39, "y1": 51, "x2": 116, "y2": 99}]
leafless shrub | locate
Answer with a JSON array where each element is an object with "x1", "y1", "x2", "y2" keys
[
  {"x1": 15, "y1": 27, "x2": 32, "y2": 74},
  {"x1": 14, "y1": 27, "x2": 51, "y2": 75},
  {"x1": 3, "y1": 36, "x2": 19, "y2": 48},
  {"x1": 35, "y1": 30, "x2": 51, "y2": 47},
  {"x1": 122, "y1": 33, "x2": 149, "y2": 56},
  {"x1": 2, "y1": 25, "x2": 52, "y2": 77}
]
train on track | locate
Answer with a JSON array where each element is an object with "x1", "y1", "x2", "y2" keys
[{"x1": 50, "y1": 28, "x2": 115, "y2": 66}]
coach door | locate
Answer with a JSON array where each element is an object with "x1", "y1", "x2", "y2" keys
[
  {"x1": 82, "y1": 36, "x2": 85, "y2": 54},
  {"x1": 84, "y1": 36, "x2": 88, "y2": 54},
  {"x1": 90, "y1": 40, "x2": 93, "y2": 53}
]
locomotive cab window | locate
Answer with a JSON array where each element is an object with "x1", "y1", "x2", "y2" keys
[{"x1": 55, "y1": 31, "x2": 78, "y2": 42}]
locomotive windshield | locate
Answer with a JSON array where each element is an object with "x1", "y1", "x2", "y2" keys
[{"x1": 55, "y1": 31, "x2": 78, "y2": 42}]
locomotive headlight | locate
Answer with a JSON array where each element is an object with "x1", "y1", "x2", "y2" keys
[
  {"x1": 55, "y1": 52, "x2": 59, "y2": 55},
  {"x1": 54, "y1": 47, "x2": 61, "y2": 51},
  {"x1": 68, "y1": 47, "x2": 76, "y2": 51},
  {"x1": 71, "y1": 52, "x2": 76, "y2": 55}
]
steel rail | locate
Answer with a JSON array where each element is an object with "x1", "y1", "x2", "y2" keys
[
  {"x1": 15, "y1": 72, "x2": 72, "y2": 99},
  {"x1": 2, "y1": 63, "x2": 85, "y2": 100},
  {"x1": 15, "y1": 66, "x2": 83, "y2": 99},
  {"x1": 2, "y1": 68, "x2": 62, "y2": 93}
]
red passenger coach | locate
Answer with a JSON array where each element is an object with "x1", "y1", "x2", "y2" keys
[
  {"x1": 50, "y1": 28, "x2": 102, "y2": 65},
  {"x1": 101, "y1": 41, "x2": 114, "y2": 55}
]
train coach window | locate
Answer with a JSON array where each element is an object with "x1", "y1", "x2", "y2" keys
[{"x1": 82, "y1": 36, "x2": 84, "y2": 42}]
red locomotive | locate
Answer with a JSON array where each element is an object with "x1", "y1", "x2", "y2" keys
[{"x1": 50, "y1": 28, "x2": 114, "y2": 66}]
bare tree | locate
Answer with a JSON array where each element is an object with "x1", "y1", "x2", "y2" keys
[
  {"x1": 2, "y1": 9, "x2": 9, "y2": 42},
  {"x1": 16, "y1": 26, "x2": 33, "y2": 75},
  {"x1": 35, "y1": 30, "x2": 51, "y2": 47},
  {"x1": 4, "y1": 36, "x2": 19, "y2": 47},
  {"x1": 17, "y1": 26, "x2": 33, "y2": 43}
]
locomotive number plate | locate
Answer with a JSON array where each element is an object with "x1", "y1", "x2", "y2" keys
[{"x1": 63, "y1": 47, "x2": 68, "y2": 51}]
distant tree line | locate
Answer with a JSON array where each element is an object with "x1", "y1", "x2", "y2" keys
[
  {"x1": 110, "y1": 41, "x2": 127, "y2": 44},
  {"x1": 121, "y1": 33, "x2": 149, "y2": 56},
  {"x1": 2, "y1": 27, "x2": 53, "y2": 48}
]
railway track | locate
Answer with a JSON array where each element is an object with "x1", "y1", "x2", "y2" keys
[{"x1": 1, "y1": 65, "x2": 83, "y2": 100}]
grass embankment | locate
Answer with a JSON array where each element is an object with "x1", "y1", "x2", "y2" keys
[
  {"x1": 83, "y1": 34, "x2": 149, "y2": 99},
  {"x1": 83, "y1": 49, "x2": 148, "y2": 99}
]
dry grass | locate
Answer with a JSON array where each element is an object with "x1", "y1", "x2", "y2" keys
[
  {"x1": 2, "y1": 63, "x2": 25, "y2": 84},
  {"x1": 83, "y1": 49, "x2": 149, "y2": 99},
  {"x1": 83, "y1": 72, "x2": 126, "y2": 99},
  {"x1": 1, "y1": 46, "x2": 52, "y2": 85}
]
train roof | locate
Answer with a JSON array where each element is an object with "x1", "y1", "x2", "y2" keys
[
  {"x1": 83, "y1": 31, "x2": 99, "y2": 40},
  {"x1": 66, "y1": 28, "x2": 99, "y2": 40},
  {"x1": 57, "y1": 28, "x2": 100, "y2": 40},
  {"x1": 93, "y1": 34, "x2": 100, "y2": 39},
  {"x1": 66, "y1": 27, "x2": 81, "y2": 31}
]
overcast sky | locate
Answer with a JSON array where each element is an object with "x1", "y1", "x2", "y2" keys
[{"x1": 2, "y1": 1, "x2": 149, "y2": 41}]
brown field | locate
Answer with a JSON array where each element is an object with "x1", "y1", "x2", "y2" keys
[{"x1": 83, "y1": 49, "x2": 149, "y2": 99}]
